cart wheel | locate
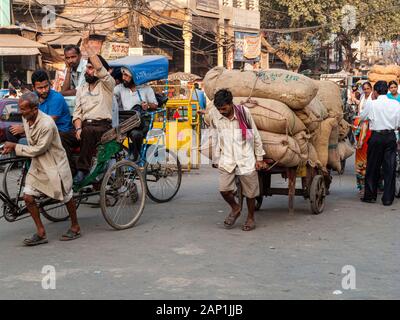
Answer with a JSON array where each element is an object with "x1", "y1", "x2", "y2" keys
[
  {"x1": 255, "y1": 196, "x2": 263, "y2": 211},
  {"x1": 309, "y1": 175, "x2": 326, "y2": 215},
  {"x1": 100, "y1": 160, "x2": 146, "y2": 230},
  {"x1": 144, "y1": 147, "x2": 182, "y2": 203}
]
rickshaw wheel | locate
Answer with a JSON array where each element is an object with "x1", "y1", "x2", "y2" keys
[
  {"x1": 100, "y1": 159, "x2": 146, "y2": 230},
  {"x1": 41, "y1": 196, "x2": 82, "y2": 222},
  {"x1": 2, "y1": 159, "x2": 27, "y2": 200},
  {"x1": 144, "y1": 147, "x2": 182, "y2": 203},
  {"x1": 310, "y1": 175, "x2": 326, "y2": 215}
]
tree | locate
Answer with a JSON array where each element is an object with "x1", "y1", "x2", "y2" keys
[{"x1": 259, "y1": 0, "x2": 400, "y2": 72}]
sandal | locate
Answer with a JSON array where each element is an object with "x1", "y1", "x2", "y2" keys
[
  {"x1": 23, "y1": 233, "x2": 48, "y2": 246},
  {"x1": 60, "y1": 229, "x2": 81, "y2": 241},
  {"x1": 242, "y1": 221, "x2": 256, "y2": 231},
  {"x1": 224, "y1": 210, "x2": 241, "y2": 229}
]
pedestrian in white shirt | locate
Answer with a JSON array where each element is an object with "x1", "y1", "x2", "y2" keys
[
  {"x1": 206, "y1": 89, "x2": 266, "y2": 231},
  {"x1": 359, "y1": 81, "x2": 400, "y2": 205}
]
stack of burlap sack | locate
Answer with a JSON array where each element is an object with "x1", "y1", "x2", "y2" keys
[
  {"x1": 368, "y1": 64, "x2": 400, "y2": 87},
  {"x1": 202, "y1": 67, "x2": 354, "y2": 172}
]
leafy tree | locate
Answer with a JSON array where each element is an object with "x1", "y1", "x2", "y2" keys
[{"x1": 260, "y1": 0, "x2": 400, "y2": 72}]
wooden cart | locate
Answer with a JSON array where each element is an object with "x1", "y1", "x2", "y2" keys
[{"x1": 236, "y1": 160, "x2": 332, "y2": 214}]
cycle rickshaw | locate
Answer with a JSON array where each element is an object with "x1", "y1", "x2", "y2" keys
[{"x1": 0, "y1": 55, "x2": 182, "y2": 230}]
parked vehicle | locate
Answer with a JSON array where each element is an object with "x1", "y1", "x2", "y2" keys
[
  {"x1": 0, "y1": 98, "x2": 22, "y2": 143},
  {"x1": 0, "y1": 89, "x2": 9, "y2": 98}
]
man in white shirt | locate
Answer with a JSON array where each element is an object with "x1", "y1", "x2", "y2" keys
[
  {"x1": 206, "y1": 89, "x2": 266, "y2": 231},
  {"x1": 114, "y1": 67, "x2": 158, "y2": 161},
  {"x1": 359, "y1": 81, "x2": 400, "y2": 205},
  {"x1": 61, "y1": 45, "x2": 88, "y2": 97}
]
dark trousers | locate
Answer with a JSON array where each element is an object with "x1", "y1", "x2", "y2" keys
[
  {"x1": 127, "y1": 116, "x2": 149, "y2": 162},
  {"x1": 364, "y1": 131, "x2": 397, "y2": 203},
  {"x1": 129, "y1": 129, "x2": 145, "y2": 161},
  {"x1": 60, "y1": 120, "x2": 111, "y2": 174},
  {"x1": 6, "y1": 127, "x2": 22, "y2": 143}
]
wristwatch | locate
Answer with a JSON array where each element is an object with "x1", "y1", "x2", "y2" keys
[{"x1": 76, "y1": 127, "x2": 82, "y2": 132}]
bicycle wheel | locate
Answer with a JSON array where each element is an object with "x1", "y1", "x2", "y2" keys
[
  {"x1": 41, "y1": 196, "x2": 82, "y2": 223},
  {"x1": 100, "y1": 159, "x2": 146, "y2": 230},
  {"x1": 144, "y1": 147, "x2": 182, "y2": 203},
  {"x1": 2, "y1": 159, "x2": 27, "y2": 200}
]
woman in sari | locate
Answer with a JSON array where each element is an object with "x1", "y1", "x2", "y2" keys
[{"x1": 353, "y1": 82, "x2": 373, "y2": 196}]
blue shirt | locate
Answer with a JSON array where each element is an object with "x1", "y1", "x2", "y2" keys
[
  {"x1": 387, "y1": 92, "x2": 400, "y2": 103},
  {"x1": 38, "y1": 89, "x2": 72, "y2": 132}
]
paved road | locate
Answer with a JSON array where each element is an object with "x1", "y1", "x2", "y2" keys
[{"x1": 0, "y1": 156, "x2": 399, "y2": 299}]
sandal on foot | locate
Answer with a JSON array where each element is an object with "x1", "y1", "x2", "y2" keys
[
  {"x1": 60, "y1": 229, "x2": 81, "y2": 241},
  {"x1": 242, "y1": 222, "x2": 256, "y2": 231},
  {"x1": 224, "y1": 211, "x2": 241, "y2": 229},
  {"x1": 23, "y1": 233, "x2": 48, "y2": 246}
]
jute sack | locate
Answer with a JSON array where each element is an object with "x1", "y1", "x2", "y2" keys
[
  {"x1": 314, "y1": 80, "x2": 343, "y2": 121},
  {"x1": 337, "y1": 140, "x2": 354, "y2": 161},
  {"x1": 307, "y1": 143, "x2": 321, "y2": 168},
  {"x1": 294, "y1": 107, "x2": 321, "y2": 133},
  {"x1": 328, "y1": 125, "x2": 341, "y2": 172},
  {"x1": 368, "y1": 72, "x2": 398, "y2": 83},
  {"x1": 259, "y1": 131, "x2": 301, "y2": 167},
  {"x1": 232, "y1": 97, "x2": 306, "y2": 135},
  {"x1": 203, "y1": 100, "x2": 215, "y2": 125},
  {"x1": 370, "y1": 64, "x2": 400, "y2": 76},
  {"x1": 203, "y1": 67, "x2": 318, "y2": 109},
  {"x1": 294, "y1": 131, "x2": 311, "y2": 166},
  {"x1": 307, "y1": 97, "x2": 328, "y2": 120},
  {"x1": 338, "y1": 119, "x2": 351, "y2": 141},
  {"x1": 311, "y1": 118, "x2": 337, "y2": 167}
]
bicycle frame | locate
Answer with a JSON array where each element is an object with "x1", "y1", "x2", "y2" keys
[{"x1": 138, "y1": 108, "x2": 167, "y2": 166}]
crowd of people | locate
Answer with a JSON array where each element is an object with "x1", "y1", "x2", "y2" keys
[
  {"x1": 0, "y1": 39, "x2": 172, "y2": 246},
  {"x1": 1, "y1": 37, "x2": 400, "y2": 243},
  {"x1": 350, "y1": 80, "x2": 400, "y2": 206}
]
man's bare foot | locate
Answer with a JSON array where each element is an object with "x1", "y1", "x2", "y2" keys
[{"x1": 223, "y1": 206, "x2": 241, "y2": 229}]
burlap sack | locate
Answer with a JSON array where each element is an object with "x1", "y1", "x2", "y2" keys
[
  {"x1": 259, "y1": 131, "x2": 301, "y2": 167},
  {"x1": 338, "y1": 119, "x2": 351, "y2": 141},
  {"x1": 370, "y1": 64, "x2": 400, "y2": 76},
  {"x1": 307, "y1": 97, "x2": 328, "y2": 120},
  {"x1": 328, "y1": 125, "x2": 341, "y2": 172},
  {"x1": 314, "y1": 80, "x2": 343, "y2": 121},
  {"x1": 307, "y1": 143, "x2": 321, "y2": 168},
  {"x1": 294, "y1": 107, "x2": 321, "y2": 133},
  {"x1": 293, "y1": 131, "x2": 311, "y2": 166},
  {"x1": 203, "y1": 67, "x2": 318, "y2": 109},
  {"x1": 232, "y1": 97, "x2": 306, "y2": 135},
  {"x1": 337, "y1": 140, "x2": 354, "y2": 161},
  {"x1": 311, "y1": 118, "x2": 337, "y2": 167},
  {"x1": 368, "y1": 72, "x2": 399, "y2": 83}
]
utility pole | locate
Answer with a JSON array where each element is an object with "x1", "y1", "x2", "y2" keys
[{"x1": 128, "y1": 0, "x2": 143, "y2": 49}]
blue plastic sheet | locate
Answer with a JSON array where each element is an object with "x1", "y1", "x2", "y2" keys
[{"x1": 109, "y1": 55, "x2": 168, "y2": 86}]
